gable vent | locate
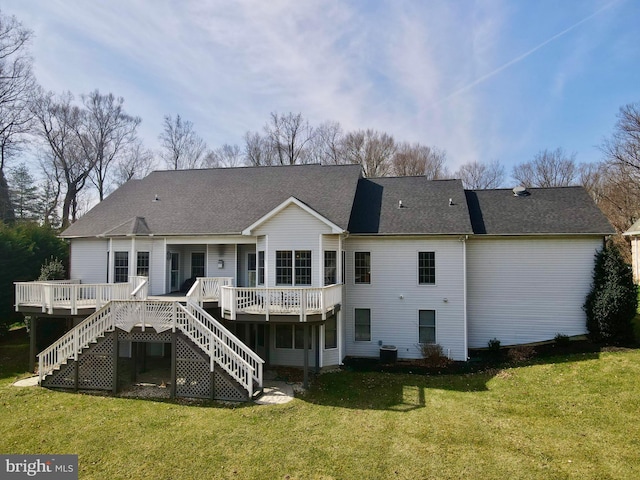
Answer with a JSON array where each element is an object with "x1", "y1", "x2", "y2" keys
[{"x1": 513, "y1": 186, "x2": 530, "y2": 197}]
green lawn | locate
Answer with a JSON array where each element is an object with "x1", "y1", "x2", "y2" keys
[{"x1": 1, "y1": 337, "x2": 639, "y2": 479}]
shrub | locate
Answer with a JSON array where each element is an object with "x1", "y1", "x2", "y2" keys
[
  {"x1": 488, "y1": 338, "x2": 501, "y2": 351},
  {"x1": 419, "y1": 343, "x2": 451, "y2": 368},
  {"x1": 554, "y1": 333, "x2": 570, "y2": 347},
  {"x1": 584, "y1": 243, "x2": 637, "y2": 343},
  {"x1": 38, "y1": 256, "x2": 66, "y2": 281},
  {"x1": 507, "y1": 345, "x2": 535, "y2": 363}
]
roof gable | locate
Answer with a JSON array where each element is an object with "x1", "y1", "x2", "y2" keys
[{"x1": 242, "y1": 197, "x2": 344, "y2": 235}]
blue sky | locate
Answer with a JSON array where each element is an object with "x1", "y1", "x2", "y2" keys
[{"x1": 4, "y1": 0, "x2": 640, "y2": 179}]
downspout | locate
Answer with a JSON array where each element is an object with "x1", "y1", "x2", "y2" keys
[{"x1": 462, "y1": 235, "x2": 468, "y2": 360}]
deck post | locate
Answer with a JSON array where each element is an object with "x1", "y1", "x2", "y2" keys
[
  {"x1": 170, "y1": 332, "x2": 176, "y2": 399},
  {"x1": 112, "y1": 330, "x2": 118, "y2": 394},
  {"x1": 29, "y1": 316, "x2": 37, "y2": 373},
  {"x1": 303, "y1": 323, "x2": 309, "y2": 389}
]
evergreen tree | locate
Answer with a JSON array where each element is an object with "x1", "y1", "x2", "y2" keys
[
  {"x1": 584, "y1": 243, "x2": 638, "y2": 343},
  {"x1": 8, "y1": 163, "x2": 39, "y2": 221}
]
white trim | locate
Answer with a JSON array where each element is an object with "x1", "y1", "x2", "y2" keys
[
  {"x1": 242, "y1": 197, "x2": 344, "y2": 235},
  {"x1": 462, "y1": 235, "x2": 468, "y2": 359}
]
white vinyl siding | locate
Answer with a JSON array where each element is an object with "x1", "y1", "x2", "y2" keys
[
  {"x1": 466, "y1": 237, "x2": 602, "y2": 348},
  {"x1": 69, "y1": 239, "x2": 108, "y2": 283},
  {"x1": 253, "y1": 203, "x2": 333, "y2": 288},
  {"x1": 344, "y1": 237, "x2": 466, "y2": 361}
]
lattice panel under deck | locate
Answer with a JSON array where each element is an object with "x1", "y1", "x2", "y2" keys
[
  {"x1": 214, "y1": 369, "x2": 248, "y2": 402},
  {"x1": 117, "y1": 329, "x2": 172, "y2": 343},
  {"x1": 42, "y1": 361, "x2": 76, "y2": 389},
  {"x1": 175, "y1": 336, "x2": 211, "y2": 399}
]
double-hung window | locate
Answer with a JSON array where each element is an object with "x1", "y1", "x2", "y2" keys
[
  {"x1": 324, "y1": 251, "x2": 337, "y2": 285},
  {"x1": 114, "y1": 252, "x2": 129, "y2": 283},
  {"x1": 419, "y1": 310, "x2": 436, "y2": 344},
  {"x1": 136, "y1": 252, "x2": 150, "y2": 277},
  {"x1": 354, "y1": 252, "x2": 371, "y2": 284},
  {"x1": 325, "y1": 315, "x2": 337, "y2": 349},
  {"x1": 355, "y1": 308, "x2": 371, "y2": 341},
  {"x1": 295, "y1": 251, "x2": 312, "y2": 285},
  {"x1": 276, "y1": 251, "x2": 293, "y2": 285},
  {"x1": 418, "y1": 252, "x2": 436, "y2": 285},
  {"x1": 191, "y1": 252, "x2": 205, "y2": 278},
  {"x1": 257, "y1": 251, "x2": 265, "y2": 285}
]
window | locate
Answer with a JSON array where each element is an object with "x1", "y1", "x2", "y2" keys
[
  {"x1": 294, "y1": 325, "x2": 312, "y2": 349},
  {"x1": 295, "y1": 250, "x2": 312, "y2": 285},
  {"x1": 324, "y1": 251, "x2": 337, "y2": 285},
  {"x1": 114, "y1": 251, "x2": 129, "y2": 283},
  {"x1": 419, "y1": 310, "x2": 436, "y2": 344},
  {"x1": 355, "y1": 308, "x2": 371, "y2": 341},
  {"x1": 191, "y1": 252, "x2": 205, "y2": 278},
  {"x1": 276, "y1": 251, "x2": 293, "y2": 285},
  {"x1": 258, "y1": 251, "x2": 265, "y2": 285},
  {"x1": 354, "y1": 252, "x2": 371, "y2": 284},
  {"x1": 136, "y1": 252, "x2": 150, "y2": 277},
  {"x1": 275, "y1": 324, "x2": 292, "y2": 349},
  {"x1": 325, "y1": 315, "x2": 337, "y2": 349},
  {"x1": 247, "y1": 253, "x2": 257, "y2": 287},
  {"x1": 275, "y1": 325, "x2": 311, "y2": 349},
  {"x1": 418, "y1": 252, "x2": 436, "y2": 285}
]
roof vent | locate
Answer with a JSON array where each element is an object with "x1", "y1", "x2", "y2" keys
[
  {"x1": 153, "y1": 194, "x2": 160, "y2": 202},
  {"x1": 398, "y1": 200, "x2": 405, "y2": 209},
  {"x1": 513, "y1": 186, "x2": 530, "y2": 197},
  {"x1": 449, "y1": 198, "x2": 454, "y2": 206}
]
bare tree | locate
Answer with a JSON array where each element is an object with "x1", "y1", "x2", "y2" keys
[
  {"x1": 512, "y1": 148, "x2": 578, "y2": 187},
  {"x1": 31, "y1": 90, "x2": 93, "y2": 228},
  {"x1": 393, "y1": 143, "x2": 449, "y2": 178},
  {"x1": 204, "y1": 144, "x2": 244, "y2": 168},
  {"x1": 243, "y1": 131, "x2": 275, "y2": 166},
  {"x1": 0, "y1": 11, "x2": 37, "y2": 222},
  {"x1": 159, "y1": 114, "x2": 208, "y2": 170},
  {"x1": 113, "y1": 139, "x2": 155, "y2": 186},
  {"x1": 455, "y1": 160, "x2": 505, "y2": 189},
  {"x1": 602, "y1": 102, "x2": 640, "y2": 173},
  {"x1": 264, "y1": 112, "x2": 315, "y2": 165},
  {"x1": 342, "y1": 129, "x2": 396, "y2": 178},
  {"x1": 79, "y1": 90, "x2": 141, "y2": 200},
  {"x1": 310, "y1": 120, "x2": 343, "y2": 165}
]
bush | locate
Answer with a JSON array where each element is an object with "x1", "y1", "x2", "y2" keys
[
  {"x1": 584, "y1": 243, "x2": 637, "y2": 343},
  {"x1": 419, "y1": 343, "x2": 451, "y2": 368},
  {"x1": 554, "y1": 333, "x2": 570, "y2": 347},
  {"x1": 507, "y1": 345, "x2": 535, "y2": 363},
  {"x1": 38, "y1": 256, "x2": 66, "y2": 281},
  {"x1": 488, "y1": 338, "x2": 501, "y2": 351}
]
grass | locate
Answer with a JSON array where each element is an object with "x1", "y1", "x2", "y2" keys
[{"x1": 1, "y1": 332, "x2": 640, "y2": 479}]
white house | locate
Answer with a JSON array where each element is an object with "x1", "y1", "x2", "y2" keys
[{"x1": 15, "y1": 164, "x2": 613, "y2": 400}]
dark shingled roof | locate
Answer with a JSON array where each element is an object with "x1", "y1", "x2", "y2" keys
[
  {"x1": 348, "y1": 177, "x2": 473, "y2": 234},
  {"x1": 61, "y1": 164, "x2": 363, "y2": 237},
  {"x1": 464, "y1": 187, "x2": 614, "y2": 235}
]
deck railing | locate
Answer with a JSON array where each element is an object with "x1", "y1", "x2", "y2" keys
[
  {"x1": 15, "y1": 277, "x2": 148, "y2": 315},
  {"x1": 186, "y1": 277, "x2": 234, "y2": 305},
  {"x1": 220, "y1": 284, "x2": 342, "y2": 321}
]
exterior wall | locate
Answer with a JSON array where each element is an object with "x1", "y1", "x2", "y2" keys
[
  {"x1": 70, "y1": 239, "x2": 108, "y2": 283},
  {"x1": 631, "y1": 236, "x2": 640, "y2": 284},
  {"x1": 236, "y1": 244, "x2": 256, "y2": 287},
  {"x1": 253, "y1": 204, "x2": 334, "y2": 288},
  {"x1": 343, "y1": 236, "x2": 467, "y2": 361},
  {"x1": 269, "y1": 323, "x2": 318, "y2": 367},
  {"x1": 466, "y1": 236, "x2": 602, "y2": 348}
]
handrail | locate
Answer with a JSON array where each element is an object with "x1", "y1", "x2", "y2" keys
[
  {"x1": 185, "y1": 300, "x2": 263, "y2": 387},
  {"x1": 186, "y1": 277, "x2": 234, "y2": 306},
  {"x1": 36, "y1": 299, "x2": 262, "y2": 399},
  {"x1": 38, "y1": 302, "x2": 115, "y2": 383},
  {"x1": 176, "y1": 303, "x2": 256, "y2": 398}
]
